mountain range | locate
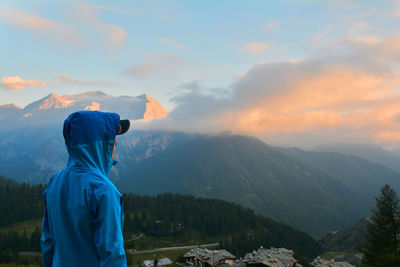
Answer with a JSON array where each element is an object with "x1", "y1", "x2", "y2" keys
[
  {"x1": 113, "y1": 132, "x2": 400, "y2": 237},
  {"x1": 1, "y1": 91, "x2": 400, "y2": 238},
  {"x1": 313, "y1": 143, "x2": 400, "y2": 174},
  {"x1": 0, "y1": 91, "x2": 168, "y2": 129}
]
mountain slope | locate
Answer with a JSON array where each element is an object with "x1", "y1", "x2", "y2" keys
[
  {"x1": 313, "y1": 143, "x2": 400, "y2": 174},
  {"x1": 278, "y1": 147, "x2": 400, "y2": 200},
  {"x1": 115, "y1": 133, "x2": 400, "y2": 237},
  {"x1": 1, "y1": 127, "x2": 399, "y2": 237},
  {"x1": 1, "y1": 128, "x2": 400, "y2": 237},
  {"x1": 320, "y1": 218, "x2": 368, "y2": 252}
]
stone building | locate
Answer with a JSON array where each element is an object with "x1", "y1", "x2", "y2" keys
[
  {"x1": 241, "y1": 247, "x2": 301, "y2": 267},
  {"x1": 183, "y1": 248, "x2": 237, "y2": 267},
  {"x1": 310, "y1": 256, "x2": 355, "y2": 267}
]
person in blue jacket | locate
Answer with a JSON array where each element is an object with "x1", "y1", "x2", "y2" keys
[{"x1": 40, "y1": 111, "x2": 130, "y2": 267}]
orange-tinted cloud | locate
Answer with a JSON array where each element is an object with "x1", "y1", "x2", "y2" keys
[
  {"x1": 0, "y1": 2, "x2": 127, "y2": 51},
  {"x1": 225, "y1": 108, "x2": 343, "y2": 136},
  {"x1": 376, "y1": 132, "x2": 400, "y2": 143},
  {"x1": 72, "y1": 1, "x2": 126, "y2": 51},
  {"x1": 0, "y1": 6, "x2": 83, "y2": 48},
  {"x1": 137, "y1": 34, "x2": 400, "y2": 147},
  {"x1": 224, "y1": 66, "x2": 400, "y2": 137},
  {"x1": 0, "y1": 76, "x2": 46, "y2": 90}
]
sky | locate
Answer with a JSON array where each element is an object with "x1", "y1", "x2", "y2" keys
[{"x1": 2, "y1": 0, "x2": 400, "y2": 148}]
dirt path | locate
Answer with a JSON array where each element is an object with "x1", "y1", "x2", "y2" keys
[{"x1": 126, "y1": 243, "x2": 219, "y2": 254}]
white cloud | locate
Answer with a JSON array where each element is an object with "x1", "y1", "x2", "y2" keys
[
  {"x1": 262, "y1": 21, "x2": 279, "y2": 31},
  {"x1": 157, "y1": 37, "x2": 188, "y2": 49},
  {"x1": 126, "y1": 54, "x2": 185, "y2": 78},
  {"x1": 56, "y1": 74, "x2": 118, "y2": 87},
  {"x1": 329, "y1": 1, "x2": 363, "y2": 10},
  {"x1": 244, "y1": 42, "x2": 270, "y2": 54}
]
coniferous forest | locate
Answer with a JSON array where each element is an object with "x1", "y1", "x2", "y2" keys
[
  {"x1": 361, "y1": 184, "x2": 400, "y2": 266},
  {"x1": 0, "y1": 176, "x2": 322, "y2": 263}
]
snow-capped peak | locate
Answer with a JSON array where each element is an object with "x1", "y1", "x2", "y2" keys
[
  {"x1": 64, "y1": 90, "x2": 107, "y2": 98},
  {"x1": 5, "y1": 91, "x2": 168, "y2": 125},
  {"x1": 0, "y1": 103, "x2": 22, "y2": 109},
  {"x1": 142, "y1": 94, "x2": 169, "y2": 119},
  {"x1": 24, "y1": 93, "x2": 75, "y2": 112},
  {"x1": 136, "y1": 93, "x2": 152, "y2": 100}
]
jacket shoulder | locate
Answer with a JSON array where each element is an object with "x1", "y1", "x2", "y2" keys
[{"x1": 86, "y1": 171, "x2": 122, "y2": 198}]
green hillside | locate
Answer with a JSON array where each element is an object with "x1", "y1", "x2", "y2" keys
[
  {"x1": 319, "y1": 218, "x2": 367, "y2": 252},
  {"x1": 123, "y1": 193, "x2": 321, "y2": 258},
  {"x1": 0, "y1": 176, "x2": 17, "y2": 184},
  {"x1": 0, "y1": 178, "x2": 322, "y2": 264},
  {"x1": 0, "y1": 181, "x2": 44, "y2": 228},
  {"x1": 318, "y1": 218, "x2": 368, "y2": 266}
]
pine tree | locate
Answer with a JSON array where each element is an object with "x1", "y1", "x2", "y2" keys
[{"x1": 362, "y1": 184, "x2": 400, "y2": 267}]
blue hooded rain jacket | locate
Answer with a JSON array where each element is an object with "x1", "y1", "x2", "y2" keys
[{"x1": 41, "y1": 111, "x2": 127, "y2": 267}]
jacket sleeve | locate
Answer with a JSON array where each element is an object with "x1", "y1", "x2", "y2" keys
[
  {"x1": 90, "y1": 185, "x2": 127, "y2": 267},
  {"x1": 40, "y1": 191, "x2": 54, "y2": 267}
]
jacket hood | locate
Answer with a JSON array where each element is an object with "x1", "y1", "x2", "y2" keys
[{"x1": 63, "y1": 111, "x2": 120, "y2": 177}]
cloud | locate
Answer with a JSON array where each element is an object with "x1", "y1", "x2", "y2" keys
[
  {"x1": 56, "y1": 74, "x2": 118, "y2": 87},
  {"x1": 0, "y1": 6, "x2": 83, "y2": 48},
  {"x1": 262, "y1": 21, "x2": 279, "y2": 31},
  {"x1": 71, "y1": 1, "x2": 126, "y2": 51},
  {"x1": 0, "y1": 76, "x2": 46, "y2": 90},
  {"x1": 0, "y1": 2, "x2": 128, "y2": 52},
  {"x1": 226, "y1": 66, "x2": 400, "y2": 136},
  {"x1": 244, "y1": 42, "x2": 270, "y2": 54},
  {"x1": 58, "y1": 74, "x2": 84, "y2": 83},
  {"x1": 157, "y1": 37, "x2": 188, "y2": 49},
  {"x1": 93, "y1": 4, "x2": 142, "y2": 16},
  {"x1": 126, "y1": 54, "x2": 185, "y2": 78},
  {"x1": 329, "y1": 1, "x2": 363, "y2": 10},
  {"x1": 137, "y1": 34, "x2": 400, "y2": 148},
  {"x1": 84, "y1": 101, "x2": 101, "y2": 111}
]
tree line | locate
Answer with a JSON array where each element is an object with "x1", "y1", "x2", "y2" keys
[
  {"x1": 0, "y1": 177, "x2": 322, "y2": 263},
  {"x1": 0, "y1": 177, "x2": 44, "y2": 227},
  {"x1": 361, "y1": 184, "x2": 400, "y2": 267},
  {"x1": 122, "y1": 193, "x2": 322, "y2": 258}
]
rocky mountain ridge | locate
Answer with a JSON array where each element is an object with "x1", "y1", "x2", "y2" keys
[{"x1": 0, "y1": 91, "x2": 168, "y2": 129}]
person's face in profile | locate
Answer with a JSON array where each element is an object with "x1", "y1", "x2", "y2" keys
[{"x1": 112, "y1": 139, "x2": 118, "y2": 159}]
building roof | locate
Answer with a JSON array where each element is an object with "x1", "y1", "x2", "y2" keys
[
  {"x1": 310, "y1": 256, "x2": 355, "y2": 267},
  {"x1": 158, "y1": 257, "x2": 173, "y2": 266},
  {"x1": 245, "y1": 255, "x2": 284, "y2": 267},
  {"x1": 242, "y1": 247, "x2": 299, "y2": 267},
  {"x1": 184, "y1": 248, "x2": 236, "y2": 266},
  {"x1": 219, "y1": 262, "x2": 247, "y2": 267},
  {"x1": 143, "y1": 260, "x2": 154, "y2": 267}
]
